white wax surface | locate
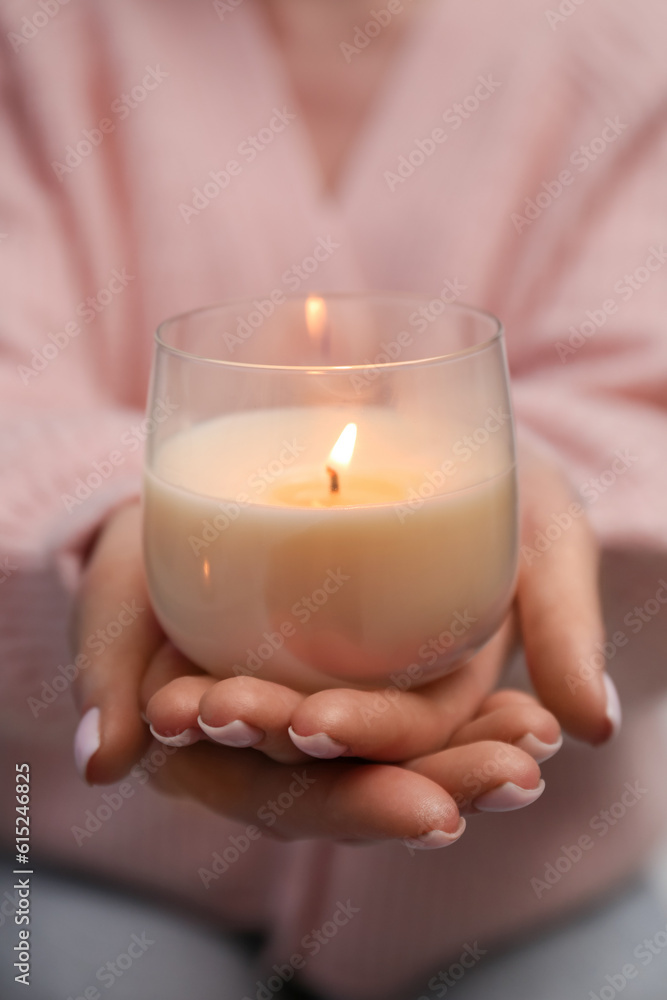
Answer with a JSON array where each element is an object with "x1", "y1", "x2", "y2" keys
[{"x1": 143, "y1": 407, "x2": 517, "y2": 690}]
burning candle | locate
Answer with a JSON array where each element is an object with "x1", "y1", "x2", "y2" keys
[
  {"x1": 144, "y1": 407, "x2": 516, "y2": 691},
  {"x1": 142, "y1": 294, "x2": 518, "y2": 692},
  {"x1": 268, "y1": 422, "x2": 407, "y2": 508}
]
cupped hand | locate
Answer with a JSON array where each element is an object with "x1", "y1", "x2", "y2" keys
[
  {"x1": 136, "y1": 686, "x2": 548, "y2": 847},
  {"x1": 71, "y1": 438, "x2": 617, "y2": 843},
  {"x1": 70, "y1": 500, "x2": 545, "y2": 845}
]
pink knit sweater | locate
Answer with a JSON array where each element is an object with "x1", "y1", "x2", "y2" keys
[{"x1": 1, "y1": 1, "x2": 667, "y2": 996}]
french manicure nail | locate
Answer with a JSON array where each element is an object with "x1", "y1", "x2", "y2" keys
[
  {"x1": 149, "y1": 725, "x2": 202, "y2": 748},
  {"x1": 74, "y1": 707, "x2": 101, "y2": 780},
  {"x1": 288, "y1": 726, "x2": 348, "y2": 759},
  {"x1": 197, "y1": 717, "x2": 264, "y2": 747},
  {"x1": 474, "y1": 779, "x2": 545, "y2": 813},
  {"x1": 515, "y1": 732, "x2": 563, "y2": 763},
  {"x1": 603, "y1": 673, "x2": 622, "y2": 739},
  {"x1": 404, "y1": 818, "x2": 466, "y2": 851}
]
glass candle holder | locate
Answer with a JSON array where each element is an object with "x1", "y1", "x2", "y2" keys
[{"x1": 142, "y1": 294, "x2": 518, "y2": 692}]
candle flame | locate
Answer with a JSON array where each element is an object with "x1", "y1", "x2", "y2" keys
[
  {"x1": 329, "y1": 423, "x2": 357, "y2": 467},
  {"x1": 305, "y1": 295, "x2": 327, "y2": 339}
]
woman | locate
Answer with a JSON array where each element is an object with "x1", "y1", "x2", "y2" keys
[{"x1": 1, "y1": 0, "x2": 666, "y2": 996}]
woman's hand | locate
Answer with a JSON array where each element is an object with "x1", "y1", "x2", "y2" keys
[
  {"x1": 70, "y1": 500, "x2": 546, "y2": 845},
  {"x1": 70, "y1": 440, "x2": 618, "y2": 843},
  {"x1": 141, "y1": 689, "x2": 547, "y2": 847}
]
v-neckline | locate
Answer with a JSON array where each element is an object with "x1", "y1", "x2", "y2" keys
[{"x1": 242, "y1": 0, "x2": 441, "y2": 214}]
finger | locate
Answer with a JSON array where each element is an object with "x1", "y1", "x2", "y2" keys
[
  {"x1": 145, "y1": 673, "x2": 216, "y2": 747},
  {"x1": 197, "y1": 676, "x2": 309, "y2": 764},
  {"x1": 151, "y1": 742, "x2": 465, "y2": 848},
  {"x1": 288, "y1": 619, "x2": 514, "y2": 761},
  {"x1": 407, "y1": 740, "x2": 545, "y2": 813},
  {"x1": 517, "y1": 453, "x2": 616, "y2": 744},
  {"x1": 141, "y1": 644, "x2": 212, "y2": 748},
  {"x1": 146, "y1": 671, "x2": 310, "y2": 764},
  {"x1": 139, "y1": 641, "x2": 207, "y2": 710},
  {"x1": 447, "y1": 697, "x2": 562, "y2": 762},
  {"x1": 73, "y1": 501, "x2": 163, "y2": 785}
]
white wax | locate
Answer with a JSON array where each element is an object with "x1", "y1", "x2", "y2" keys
[{"x1": 143, "y1": 407, "x2": 517, "y2": 691}]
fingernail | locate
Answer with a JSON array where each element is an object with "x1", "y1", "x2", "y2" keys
[
  {"x1": 474, "y1": 779, "x2": 545, "y2": 812},
  {"x1": 515, "y1": 732, "x2": 563, "y2": 763},
  {"x1": 197, "y1": 717, "x2": 264, "y2": 747},
  {"x1": 404, "y1": 818, "x2": 466, "y2": 851},
  {"x1": 149, "y1": 725, "x2": 202, "y2": 748},
  {"x1": 603, "y1": 673, "x2": 622, "y2": 739},
  {"x1": 288, "y1": 726, "x2": 348, "y2": 759},
  {"x1": 74, "y1": 707, "x2": 101, "y2": 780}
]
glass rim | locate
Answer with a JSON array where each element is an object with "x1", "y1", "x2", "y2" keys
[{"x1": 155, "y1": 292, "x2": 504, "y2": 372}]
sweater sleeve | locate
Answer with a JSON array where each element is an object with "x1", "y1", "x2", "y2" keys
[
  {"x1": 506, "y1": 19, "x2": 667, "y2": 705},
  {"x1": 0, "y1": 34, "x2": 144, "y2": 724}
]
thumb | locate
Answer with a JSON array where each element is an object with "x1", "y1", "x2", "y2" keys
[
  {"x1": 72, "y1": 501, "x2": 163, "y2": 784},
  {"x1": 517, "y1": 454, "x2": 619, "y2": 745}
]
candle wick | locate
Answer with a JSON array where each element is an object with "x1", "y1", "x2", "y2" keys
[{"x1": 326, "y1": 465, "x2": 339, "y2": 493}]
